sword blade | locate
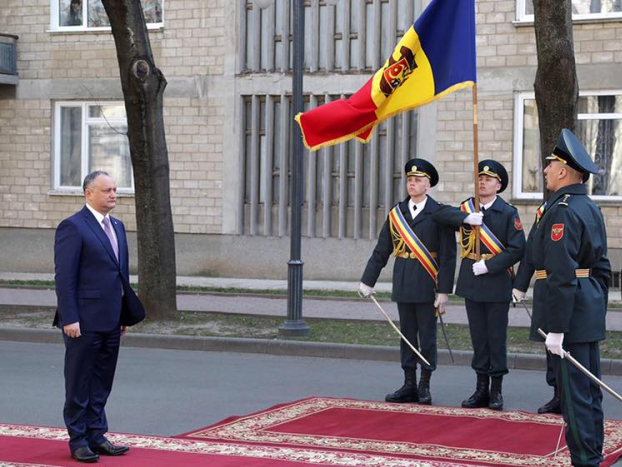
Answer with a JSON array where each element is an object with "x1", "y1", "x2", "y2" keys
[
  {"x1": 437, "y1": 312, "x2": 455, "y2": 364},
  {"x1": 369, "y1": 295, "x2": 431, "y2": 367},
  {"x1": 538, "y1": 328, "x2": 622, "y2": 404}
]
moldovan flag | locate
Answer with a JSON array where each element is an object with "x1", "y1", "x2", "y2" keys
[{"x1": 295, "y1": 0, "x2": 476, "y2": 151}]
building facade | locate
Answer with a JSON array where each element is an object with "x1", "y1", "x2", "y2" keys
[{"x1": 1, "y1": 0, "x2": 621, "y2": 281}]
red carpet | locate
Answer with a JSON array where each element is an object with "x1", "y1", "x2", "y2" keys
[{"x1": 2, "y1": 397, "x2": 622, "y2": 466}]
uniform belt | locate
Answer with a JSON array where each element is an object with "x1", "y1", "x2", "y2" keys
[
  {"x1": 465, "y1": 253, "x2": 495, "y2": 261},
  {"x1": 397, "y1": 251, "x2": 438, "y2": 259},
  {"x1": 535, "y1": 269, "x2": 590, "y2": 280}
]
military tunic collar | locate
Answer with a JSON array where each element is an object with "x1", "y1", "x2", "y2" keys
[{"x1": 548, "y1": 183, "x2": 587, "y2": 206}]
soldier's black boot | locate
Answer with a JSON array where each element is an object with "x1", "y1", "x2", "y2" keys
[
  {"x1": 489, "y1": 376, "x2": 504, "y2": 411},
  {"x1": 385, "y1": 369, "x2": 418, "y2": 403},
  {"x1": 537, "y1": 386, "x2": 562, "y2": 414},
  {"x1": 461, "y1": 374, "x2": 490, "y2": 408},
  {"x1": 418, "y1": 369, "x2": 432, "y2": 405}
]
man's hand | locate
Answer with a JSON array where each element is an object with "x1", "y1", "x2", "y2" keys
[
  {"x1": 472, "y1": 260, "x2": 488, "y2": 276},
  {"x1": 120, "y1": 326, "x2": 129, "y2": 336},
  {"x1": 358, "y1": 282, "x2": 374, "y2": 298},
  {"x1": 545, "y1": 332, "x2": 565, "y2": 358},
  {"x1": 512, "y1": 288, "x2": 526, "y2": 303},
  {"x1": 434, "y1": 293, "x2": 449, "y2": 315},
  {"x1": 463, "y1": 212, "x2": 484, "y2": 226},
  {"x1": 63, "y1": 322, "x2": 81, "y2": 339}
]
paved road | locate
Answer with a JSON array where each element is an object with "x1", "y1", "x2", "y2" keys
[{"x1": 3, "y1": 340, "x2": 622, "y2": 435}]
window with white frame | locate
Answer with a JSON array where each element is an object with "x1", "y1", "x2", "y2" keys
[
  {"x1": 53, "y1": 102, "x2": 134, "y2": 193},
  {"x1": 514, "y1": 91, "x2": 622, "y2": 200},
  {"x1": 51, "y1": 0, "x2": 162, "y2": 31},
  {"x1": 516, "y1": 0, "x2": 622, "y2": 22}
]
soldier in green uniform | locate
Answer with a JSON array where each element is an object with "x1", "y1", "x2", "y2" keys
[
  {"x1": 359, "y1": 158, "x2": 456, "y2": 406},
  {"x1": 531, "y1": 129, "x2": 610, "y2": 467},
  {"x1": 433, "y1": 160, "x2": 525, "y2": 411}
]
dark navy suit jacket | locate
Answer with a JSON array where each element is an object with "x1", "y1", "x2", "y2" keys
[{"x1": 54, "y1": 206, "x2": 144, "y2": 330}]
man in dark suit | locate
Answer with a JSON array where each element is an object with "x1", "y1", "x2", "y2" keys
[
  {"x1": 359, "y1": 158, "x2": 456, "y2": 405},
  {"x1": 531, "y1": 130, "x2": 610, "y2": 467},
  {"x1": 54, "y1": 170, "x2": 145, "y2": 463},
  {"x1": 433, "y1": 160, "x2": 525, "y2": 411}
]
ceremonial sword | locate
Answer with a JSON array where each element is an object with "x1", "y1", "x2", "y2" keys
[
  {"x1": 537, "y1": 328, "x2": 622, "y2": 403},
  {"x1": 362, "y1": 293, "x2": 431, "y2": 367},
  {"x1": 436, "y1": 309, "x2": 455, "y2": 364}
]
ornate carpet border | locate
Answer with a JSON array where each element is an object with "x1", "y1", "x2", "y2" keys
[
  {"x1": 0, "y1": 424, "x2": 476, "y2": 467},
  {"x1": 183, "y1": 397, "x2": 622, "y2": 467}
]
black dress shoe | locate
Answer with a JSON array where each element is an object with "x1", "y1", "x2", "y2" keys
[
  {"x1": 71, "y1": 446, "x2": 99, "y2": 463},
  {"x1": 537, "y1": 396, "x2": 562, "y2": 414},
  {"x1": 91, "y1": 440, "x2": 130, "y2": 456}
]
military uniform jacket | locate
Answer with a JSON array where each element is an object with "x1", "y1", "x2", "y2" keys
[
  {"x1": 531, "y1": 184, "x2": 610, "y2": 343},
  {"x1": 433, "y1": 197, "x2": 525, "y2": 302},
  {"x1": 361, "y1": 196, "x2": 457, "y2": 303}
]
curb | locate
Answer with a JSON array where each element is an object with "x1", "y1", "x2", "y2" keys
[{"x1": 3, "y1": 327, "x2": 622, "y2": 376}]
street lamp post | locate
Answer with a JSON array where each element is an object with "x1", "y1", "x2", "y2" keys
[{"x1": 280, "y1": 0, "x2": 310, "y2": 337}]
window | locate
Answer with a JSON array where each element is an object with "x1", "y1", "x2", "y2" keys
[
  {"x1": 514, "y1": 92, "x2": 622, "y2": 200},
  {"x1": 517, "y1": 0, "x2": 622, "y2": 22},
  {"x1": 53, "y1": 102, "x2": 134, "y2": 193},
  {"x1": 51, "y1": 0, "x2": 162, "y2": 31}
]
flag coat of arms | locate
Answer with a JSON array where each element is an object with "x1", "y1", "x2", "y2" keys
[{"x1": 295, "y1": 0, "x2": 477, "y2": 151}]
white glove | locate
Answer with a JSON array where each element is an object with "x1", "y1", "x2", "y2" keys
[
  {"x1": 358, "y1": 282, "x2": 374, "y2": 298},
  {"x1": 545, "y1": 332, "x2": 565, "y2": 358},
  {"x1": 472, "y1": 260, "x2": 488, "y2": 276},
  {"x1": 463, "y1": 212, "x2": 484, "y2": 226},
  {"x1": 512, "y1": 288, "x2": 526, "y2": 303},
  {"x1": 434, "y1": 293, "x2": 449, "y2": 315}
]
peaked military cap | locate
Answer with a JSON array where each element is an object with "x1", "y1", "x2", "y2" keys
[
  {"x1": 405, "y1": 158, "x2": 439, "y2": 187},
  {"x1": 478, "y1": 159, "x2": 508, "y2": 193},
  {"x1": 546, "y1": 128, "x2": 598, "y2": 182}
]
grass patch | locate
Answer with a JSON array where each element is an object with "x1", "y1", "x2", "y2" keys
[{"x1": 11, "y1": 306, "x2": 622, "y2": 359}]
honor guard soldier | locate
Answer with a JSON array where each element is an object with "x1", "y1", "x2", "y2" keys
[
  {"x1": 531, "y1": 129, "x2": 610, "y2": 467},
  {"x1": 433, "y1": 160, "x2": 525, "y2": 411},
  {"x1": 359, "y1": 158, "x2": 457, "y2": 405},
  {"x1": 513, "y1": 203, "x2": 562, "y2": 415}
]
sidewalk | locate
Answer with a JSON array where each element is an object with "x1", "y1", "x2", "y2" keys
[{"x1": 1, "y1": 272, "x2": 621, "y2": 331}]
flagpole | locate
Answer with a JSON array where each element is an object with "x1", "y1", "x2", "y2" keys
[{"x1": 472, "y1": 84, "x2": 481, "y2": 259}]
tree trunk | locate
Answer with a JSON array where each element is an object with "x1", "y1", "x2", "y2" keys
[
  {"x1": 533, "y1": 0, "x2": 578, "y2": 200},
  {"x1": 101, "y1": 0, "x2": 177, "y2": 320}
]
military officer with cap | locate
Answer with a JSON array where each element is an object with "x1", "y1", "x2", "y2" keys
[
  {"x1": 531, "y1": 128, "x2": 610, "y2": 467},
  {"x1": 359, "y1": 158, "x2": 456, "y2": 406},
  {"x1": 433, "y1": 160, "x2": 525, "y2": 411}
]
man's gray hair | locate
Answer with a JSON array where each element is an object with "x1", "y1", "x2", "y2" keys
[{"x1": 82, "y1": 171, "x2": 111, "y2": 192}]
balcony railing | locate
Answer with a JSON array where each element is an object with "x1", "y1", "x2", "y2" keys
[{"x1": 0, "y1": 33, "x2": 18, "y2": 85}]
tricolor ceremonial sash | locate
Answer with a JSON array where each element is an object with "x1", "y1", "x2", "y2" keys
[
  {"x1": 460, "y1": 199, "x2": 505, "y2": 257},
  {"x1": 535, "y1": 201, "x2": 547, "y2": 226},
  {"x1": 389, "y1": 206, "x2": 439, "y2": 283}
]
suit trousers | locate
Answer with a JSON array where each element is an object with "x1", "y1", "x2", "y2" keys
[
  {"x1": 465, "y1": 299, "x2": 509, "y2": 377},
  {"x1": 555, "y1": 342, "x2": 604, "y2": 467},
  {"x1": 397, "y1": 302, "x2": 437, "y2": 372},
  {"x1": 63, "y1": 328, "x2": 121, "y2": 450}
]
